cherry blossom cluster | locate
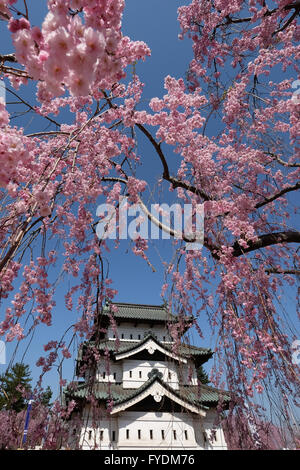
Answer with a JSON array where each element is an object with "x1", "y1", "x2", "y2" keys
[
  {"x1": 8, "y1": 0, "x2": 150, "y2": 98},
  {"x1": 0, "y1": 0, "x2": 16, "y2": 18},
  {"x1": 0, "y1": 99, "x2": 33, "y2": 188}
]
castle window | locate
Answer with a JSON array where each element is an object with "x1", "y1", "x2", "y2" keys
[
  {"x1": 139, "y1": 371, "x2": 142, "y2": 378},
  {"x1": 112, "y1": 431, "x2": 116, "y2": 442},
  {"x1": 102, "y1": 371, "x2": 106, "y2": 379},
  {"x1": 113, "y1": 372, "x2": 116, "y2": 380},
  {"x1": 126, "y1": 429, "x2": 129, "y2": 439},
  {"x1": 150, "y1": 430, "x2": 153, "y2": 440},
  {"x1": 138, "y1": 430, "x2": 141, "y2": 439},
  {"x1": 161, "y1": 430, "x2": 165, "y2": 440},
  {"x1": 129, "y1": 371, "x2": 132, "y2": 378},
  {"x1": 173, "y1": 430, "x2": 177, "y2": 440},
  {"x1": 88, "y1": 430, "x2": 92, "y2": 440},
  {"x1": 168, "y1": 371, "x2": 171, "y2": 379},
  {"x1": 184, "y1": 430, "x2": 188, "y2": 440},
  {"x1": 100, "y1": 430, "x2": 103, "y2": 441},
  {"x1": 130, "y1": 334, "x2": 133, "y2": 339},
  {"x1": 163, "y1": 336, "x2": 166, "y2": 341},
  {"x1": 138, "y1": 334, "x2": 141, "y2": 340},
  {"x1": 121, "y1": 333, "x2": 124, "y2": 339}
]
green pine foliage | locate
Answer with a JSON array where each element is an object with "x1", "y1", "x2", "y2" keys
[
  {"x1": 40, "y1": 385, "x2": 52, "y2": 408},
  {"x1": 0, "y1": 363, "x2": 32, "y2": 412},
  {"x1": 197, "y1": 365, "x2": 210, "y2": 384},
  {"x1": 0, "y1": 363, "x2": 52, "y2": 411}
]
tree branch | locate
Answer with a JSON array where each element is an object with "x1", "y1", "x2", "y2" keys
[
  {"x1": 100, "y1": 176, "x2": 219, "y2": 254},
  {"x1": 255, "y1": 182, "x2": 300, "y2": 209},
  {"x1": 102, "y1": 90, "x2": 211, "y2": 201},
  {"x1": 267, "y1": 152, "x2": 300, "y2": 168},
  {"x1": 232, "y1": 231, "x2": 300, "y2": 257},
  {"x1": 136, "y1": 123, "x2": 211, "y2": 201},
  {"x1": 0, "y1": 54, "x2": 17, "y2": 63},
  {"x1": 265, "y1": 268, "x2": 300, "y2": 275},
  {"x1": 219, "y1": 2, "x2": 300, "y2": 29},
  {"x1": 6, "y1": 87, "x2": 61, "y2": 128},
  {"x1": 273, "y1": 3, "x2": 300, "y2": 35}
]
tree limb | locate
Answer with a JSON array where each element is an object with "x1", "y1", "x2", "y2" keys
[
  {"x1": 136, "y1": 123, "x2": 211, "y2": 201},
  {"x1": 255, "y1": 182, "x2": 300, "y2": 209},
  {"x1": 232, "y1": 231, "x2": 300, "y2": 257},
  {"x1": 265, "y1": 268, "x2": 300, "y2": 275},
  {"x1": 267, "y1": 152, "x2": 300, "y2": 168},
  {"x1": 0, "y1": 54, "x2": 17, "y2": 63},
  {"x1": 102, "y1": 90, "x2": 211, "y2": 202}
]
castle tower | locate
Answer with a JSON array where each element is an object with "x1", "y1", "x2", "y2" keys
[{"x1": 65, "y1": 302, "x2": 230, "y2": 450}]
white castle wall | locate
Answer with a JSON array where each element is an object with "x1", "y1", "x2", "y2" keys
[
  {"x1": 122, "y1": 359, "x2": 179, "y2": 389},
  {"x1": 94, "y1": 358, "x2": 198, "y2": 388},
  {"x1": 107, "y1": 322, "x2": 173, "y2": 343},
  {"x1": 76, "y1": 409, "x2": 227, "y2": 450},
  {"x1": 95, "y1": 362, "x2": 123, "y2": 382}
]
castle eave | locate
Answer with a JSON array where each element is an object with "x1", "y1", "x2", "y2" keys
[
  {"x1": 114, "y1": 334, "x2": 187, "y2": 363},
  {"x1": 110, "y1": 376, "x2": 207, "y2": 416}
]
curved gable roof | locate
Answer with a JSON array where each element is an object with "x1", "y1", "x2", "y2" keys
[
  {"x1": 76, "y1": 338, "x2": 213, "y2": 372},
  {"x1": 110, "y1": 374, "x2": 207, "y2": 416},
  {"x1": 114, "y1": 334, "x2": 187, "y2": 363}
]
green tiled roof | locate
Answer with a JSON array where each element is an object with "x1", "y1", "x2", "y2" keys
[
  {"x1": 112, "y1": 334, "x2": 212, "y2": 357},
  {"x1": 77, "y1": 337, "x2": 213, "y2": 361},
  {"x1": 65, "y1": 378, "x2": 231, "y2": 408},
  {"x1": 179, "y1": 384, "x2": 231, "y2": 404},
  {"x1": 102, "y1": 302, "x2": 185, "y2": 323},
  {"x1": 179, "y1": 343, "x2": 213, "y2": 356},
  {"x1": 65, "y1": 382, "x2": 134, "y2": 402}
]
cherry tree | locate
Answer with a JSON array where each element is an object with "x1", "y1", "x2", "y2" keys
[{"x1": 0, "y1": 0, "x2": 299, "y2": 449}]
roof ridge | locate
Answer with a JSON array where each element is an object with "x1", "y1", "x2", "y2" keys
[
  {"x1": 198, "y1": 382, "x2": 231, "y2": 394},
  {"x1": 180, "y1": 342, "x2": 212, "y2": 351},
  {"x1": 114, "y1": 334, "x2": 187, "y2": 360},
  {"x1": 112, "y1": 302, "x2": 167, "y2": 309}
]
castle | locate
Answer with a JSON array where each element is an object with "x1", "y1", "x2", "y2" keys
[{"x1": 65, "y1": 302, "x2": 230, "y2": 449}]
